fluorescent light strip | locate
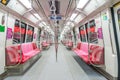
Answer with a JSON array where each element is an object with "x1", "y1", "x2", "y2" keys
[
  {"x1": 34, "y1": 14, "x2": 41, "y2": 20},
  {"x1": 19, "y1": 0, "x2": 32, "y2": 9},
  {"x1": 42, "y1": 22, "x2": 46, "y2": 25},
  {"x1": 39, "y1": 23, "x2": 44, "y2": 27},
  {"x1": 77, "y1": 0, "x2": 89, "y2": 9},
  {"x1": 66, "y1": 22, "x2": 71, "y2": 25},
  {"x1": 70, "y1": 13, "x2": 77, "y2": 20}
]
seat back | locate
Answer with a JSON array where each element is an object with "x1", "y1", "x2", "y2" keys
[
  {"x1": 6, "y1": 45, "x2": 20, "y2": 66},
  {"x1": 90, "y1": 45, "x2": 104, "y2": 64},
  {"x1": 80, "y1": 43, "x2": 88, "y2": 53},
  {"x1": 32, "y1": 43, "x2": 37, "y2": 49},
  {"x1": 21, "y1": 43, "x2": 33, "y2": 54},
  {"x1": 77, "y1": 42, "x2": 81, "y2": 49}
]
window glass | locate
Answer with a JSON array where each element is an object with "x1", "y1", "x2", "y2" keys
[
  {"x1": 88, "y1": 20, "x2": 98, "y2": 43},
  {"x1": 26, "y1": 25, "x2": 34, "y2": 42},
  {"x1": 21, "y1": 22, "x2": 27, "y2": 43},
  {"x1": 13, "y1": 20, "x2": 20, "y2": 44},
  {"x1": 13, "y1": 20, "x2": 27, "y2": 44},
  {"x1": 85, "y1": 23, "x2": 88, "y2": 40},
  {"x1": 79, "y1": 25, "x2": 87, "y2": 42}
]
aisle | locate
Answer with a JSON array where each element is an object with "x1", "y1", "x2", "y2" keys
[{"x1": 4, "y1": 44, "x2": 107, "y2": 80}]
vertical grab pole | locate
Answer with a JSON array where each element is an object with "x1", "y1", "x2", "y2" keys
[
  {"x1": 55, "y1": 27, "x2": 58, "y2": 62},
  {"x1": 50, "y1": 0, "x2": 58, "y2": 62}
]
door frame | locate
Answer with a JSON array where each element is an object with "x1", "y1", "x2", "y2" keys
[{"x1": 111, "y1": 3, "x2": 120, "y2": 79}]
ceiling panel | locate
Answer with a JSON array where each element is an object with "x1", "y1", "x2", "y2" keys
[
  {"x1": 60, "y1": 0, "x2": 70, "y2": 16},
  {"x1": 32, "y1": 0, "x2": 76, "y2": 26},
  {"x1": 7, "y1": 0, "x2": 27, "y2": 15}
]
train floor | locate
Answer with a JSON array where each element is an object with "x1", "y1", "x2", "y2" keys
[{"x1": 4, "y1": 44, "x2": 107, "y2": 80}]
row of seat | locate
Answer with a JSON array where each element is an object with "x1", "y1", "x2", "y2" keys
[
  {"x1": 73, "y1": 42, "x2": 104, "y2": 65},
  {"x1": 6, "y1": 43, "x2": 41, "y2": 66},
  {"x1": 61, "y1": 40, "x2": 73, "y2": 49},
  {"x1": 41, "y1": 41, "x2": 50, "y2": 50},
  {"x1": 65, "y1": 41, "x2": 73, "y2": 49}
]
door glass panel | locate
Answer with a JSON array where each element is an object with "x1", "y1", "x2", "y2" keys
[
  {"x1": 88, "y1": 20, "x2": 98, "y2": 44},
  {"x1": 114, "y1": 3, "x2": 120, "y2": 51},
  {"x1": 26, "y1": 25, "x2": 34, "y2": 42},
  {"x1": 79, "y1": 25, "x2": 87, "y2": 42}
]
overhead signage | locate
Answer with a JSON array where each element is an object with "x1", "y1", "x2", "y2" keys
[
  {"x1": 0, "y1": 25, "x2": 5, "y2": 32},
  {"x1": 102, "y1": 13, "x2": 108, "y2": 20},
  {"x1": 0, "y1": 0, "x2": 10, "y2": 5},
  {"x1": 50, "y1": 16, "x2": 62, "y2": 20}
]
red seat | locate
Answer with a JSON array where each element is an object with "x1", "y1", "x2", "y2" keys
[
  {"x1": 73, "y1": 42, "x2": 104, "y2": 65},
  {"x1": 21, "y1": 43, "x2": 41, "y2": 59},
  {"x1": 72, "y1": 42, "x2": 81, "y2": 53},
  {"x1": 6, "y1": 43, "x2": 41, "y2": 66},
  {"x1": 89, "y1": 45, "x2": 104, "y2": 64},
  {"x1": 32, "y1": 43, "x2": 41, "y2": 51},
  {"x1": 6, "y1": 45, "x2": 20, "y2": 66},
  {"x1": 41, "y1": 41, "x2": 50, "y2": 47},
  {"x1": 66, "y1": 41, "x2": 73, "y2": 49}
]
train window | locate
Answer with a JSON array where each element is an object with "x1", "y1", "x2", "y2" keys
[
  {"x1": 85, "y1": 23, "x2": 89, "y2": 40},
  {"x1": 79, "y1": 25, "x2": 87, "y2": 42},
  {"x1": 26, "y1": 25, "x2": 34, "y2": 42},
  {"x1": 20, "y1": 22, "x2": 27, "y2": 43},
  {"x1": 88, "y1": 20, "x2": 98, "y2": 43},
  {"x1": 13, "y1": 20, "x2": 27, "y2": 44},
  {"x1": 13, "y1": 20, "x2": 20, "y2": 44}
]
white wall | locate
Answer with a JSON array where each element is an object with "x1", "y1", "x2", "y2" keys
[
  {"x1": 6, "y1": 14, "x2": 15, "y2": 46},
  {"x1": 0, "y1": 10, "x2": 7, "y2": 74},
  {"x1": 94, "y1": 13, "x2": 104, "y2": 46},
  {"x1": 101, "y1": 8, "x2": 118, "y2": 77}
]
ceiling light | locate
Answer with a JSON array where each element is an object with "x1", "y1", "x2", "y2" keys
[
  {"x1": 66, "y1": 22, "x2": 71, "y2": 25},
  {"x1": 39, "y1": 23, "x2": 44, "y2": 27},
  {"x1": 70, "y1": 23, "x2": 74, "y2": 27},
  {"x1": 77, "y1": 0, "x2": 89, "y2": 9},
  {"x1": 19, "y1": 0, "x2": 32, "y2": 9},
  {"x1": 42, "y1": 22, "x2": 46, "y2": 25},
  {"x1": 70, "y1": 13, "x2": 77, "y2": 20},
  {"x1": 34, "y1": 14, "x2": 41, "y2": 20}
]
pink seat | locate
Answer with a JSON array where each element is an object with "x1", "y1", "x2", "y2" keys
[
  {"x1": 73, "y1": 42, "x2": 81, "y2": 53},
  {"x1": 32, "y1": 43, "x2": 41, "y2": 51},
  {"x1": 20, "y1": 43, "x2": 41, "y2": 63},
  {"x1": 90, "y1": 45, "x2": 104, "y2": 64},
  {"x1": 67, "y1": 41, "x2": 73, "y2": 47},
  {"x1": 6, "y1": 45, "x2": 20, "y2": 66},
  {"x1": 73, "y1": 42, "x2": 104, "y2": 65},
  {"x1": 79, "y1": 43, "x2": 88, "y2": 54},
  {"x1": 6, "y1": 43, "x2": 41, "y2": 65},
  {"x1": 42, "y1": 41, "x2": 49, "y2": 47},
  {"x1": 41, "y1": 41, "x2": 50, "y2": 50},
  {"x1": 21, "y1": 43, "x2": 41, "y2": 62},
  {"x1": 73, "y1": 42, "x2": 90, "y2": 63}
]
